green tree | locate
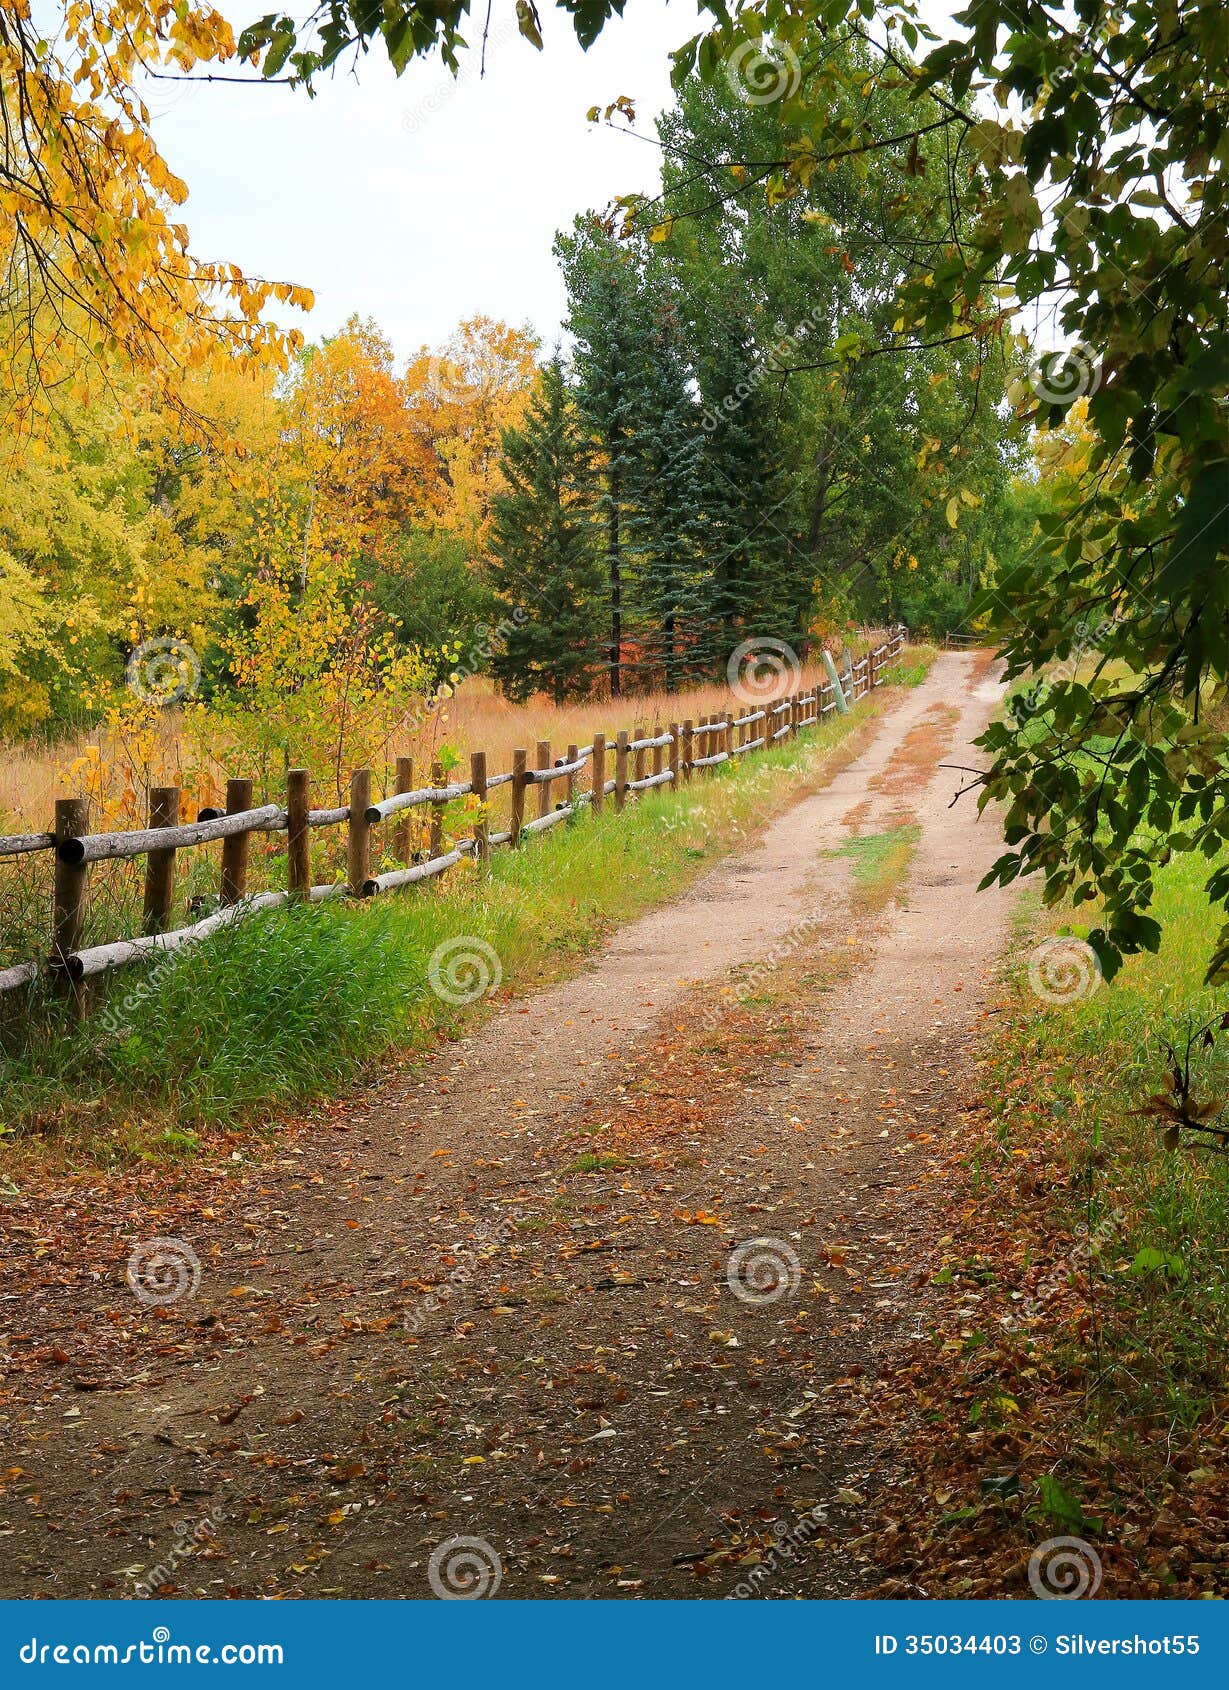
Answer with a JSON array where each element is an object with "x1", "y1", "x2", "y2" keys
[
  {"x1": 653, "y1": 49, "x2": 1018, "y2": 642},
  {"x1": 555, "y1": 220, "x2": 654, "y2": 697},
  {"x1": 657, "y1": 0, "x2": 1228, "y2": 975},
  {"x1": 372, "y1": 529, "x2": 493, "y2": 691},
  {"x1": 625, "y1": 287, "x2": 713, "y2": 690},
  {"x1": 486, "y1": 357, "x2": 606, "y2": 703}
]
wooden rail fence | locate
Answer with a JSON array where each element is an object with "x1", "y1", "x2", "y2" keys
[{"x1": 0, "y1": 630, "x2": 906, "y2": 1006}]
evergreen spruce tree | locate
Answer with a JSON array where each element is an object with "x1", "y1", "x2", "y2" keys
[
  {"x1": 554, "y1": 219, "x2": 655, "y2": 698},
  {"x1": 627, "y1": 291, "x2": 712, "y2": 691},
  {"x1": 486, "y1": 356, "x2": 605, "y2": 703},
  {"x1": 693, "y1": 322, "x2": 797, "y2": 663}
]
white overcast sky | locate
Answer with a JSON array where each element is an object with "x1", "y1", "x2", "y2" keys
[{"x1": 148, "y1": 3, "x2": 707, "y2": 360}]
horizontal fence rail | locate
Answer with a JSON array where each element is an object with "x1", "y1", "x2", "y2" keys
[{"x1": 0, "y1": 630, "x2": 907, "y2": 1009}]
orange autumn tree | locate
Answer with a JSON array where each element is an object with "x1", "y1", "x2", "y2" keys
[
  {"x1": 0, "y1": 1, "x2": 311, "y2": 443},
  {"x1": 277, "y1": 317, "x2": 440, "y2": 561},
  {"x1": 404, "y1": 316, "x2": 538, "y2": 548}
]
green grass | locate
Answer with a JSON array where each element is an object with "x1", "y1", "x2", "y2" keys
[
  {"x1": 990, "y1": 850, "x2": 1229, "y2": 1435},
  {"x1": 831, "y1": 821, "x2": 921, "y2": 910},
  {"x1": 0, "y1": 687, "x2": 919, "y2": 1159},
  {"x1": 562, "y1": 1152, "x2": 625, "y2": 1174},
  {"x1": 882, "y1": 643, "x2": 938, "y2": 687}
]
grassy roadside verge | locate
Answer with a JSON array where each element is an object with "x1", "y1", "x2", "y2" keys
[
  {"x1": 856, "y1": 850, "x2": 1229, "y2": 1599},
  {"x1": 0, "y1": 671, "x2": 928, "y2": 1162}
]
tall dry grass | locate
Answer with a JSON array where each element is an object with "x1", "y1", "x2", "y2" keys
[
  {"x1": 0, "y1": 664, "x2": 844, "y2": 834},
  {"x1": 0, "y1": 647, "x2": 898, "y2": 973}
]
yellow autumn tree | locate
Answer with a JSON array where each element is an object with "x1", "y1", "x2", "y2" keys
[
  {"x1": 0, "y1": 352, "x2": 282, "y2": 736},
  {"x1": 404, "y1": 316, "x2": 539, "y2": 547},
  {"x1": 0, "y1": 551, "x2": 54, "y2": 730},
  {"x1": 0, "y1": 0, "x2": 311, "y2": 443},
  {"x1": 210, "y1": 485, "x2": 433, "y2": 802}
]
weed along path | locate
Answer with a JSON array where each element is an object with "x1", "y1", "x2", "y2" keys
[{"x1": 0, "y1": 652, "x2": 1017, "y2": 1600}]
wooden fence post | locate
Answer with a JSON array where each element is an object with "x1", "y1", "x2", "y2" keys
[
  {"x1": 536, "y1": 739, "x2": 552, "y2": 821},
  {"x1": 392, "y1": 754, "x2": 414, "y2": 864},
  {"x1": 52, "y1": 796, "x2": 89, "y2": 1010},
  {"x1": 668, "y1": 723, "x2": 680, "y2": 786},
  {"x1": 142, "y1": 786, "x2": 180, "y2": 936},
  {"x1": 682, "y1": 719, "x2": 694, "y2": 782},
  {"x1": 220, "y1": 777, "x2": 254, "y2": 907},
  {"x1": 615, "y1": 731, "x2": 629, "y2": 811},
  {"x1": 347, "y1": 769, "x2": 373, "y2": 896},
  {"x1": 565, "y1": 744, "x2": 579, "y2": 809},
  {"x1": 471, "y1": 750, "x2": 489, "y2": 864},
  {"x1": 651, "y1": 731, "x2": 663, "y2": 783},
  {"x1": 287, "y1": 768, "x2": 310, "y2": 897},
  {"x1": 634, "y1": 724, "x2": 646, "y2": 788},
  {"x1": 430, "y1": 759, "x2": 446, "y2": 859},
  {"x1": 510, "y1": 749, "x2": 527, "y2": 846},
  {"x1": 592, "y1": 733, "x2": 606, "y2": 814}
]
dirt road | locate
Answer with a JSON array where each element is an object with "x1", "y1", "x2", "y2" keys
[{"x1": 0, "y1": 651, "x2": 1016, "y2": 1599}]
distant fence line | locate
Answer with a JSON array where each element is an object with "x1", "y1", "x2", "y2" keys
[{"x1": 0, "y1": 631, "x2": 907, "y2": 1012}]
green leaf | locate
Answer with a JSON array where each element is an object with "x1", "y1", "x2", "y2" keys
[
  {"x1": 1130, "y1": 1246, "x2": 1188, "y2": 1283},
  {"x1": 1179, "y1": 335, "x2": 1229, "y2": 394},
  {"x1": 1166, "y1": 461, "x2": 1229, "y2": 587},
  {"x1": 1037, "y1": 1474, "x2": 1087, "y2": 1533}
]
